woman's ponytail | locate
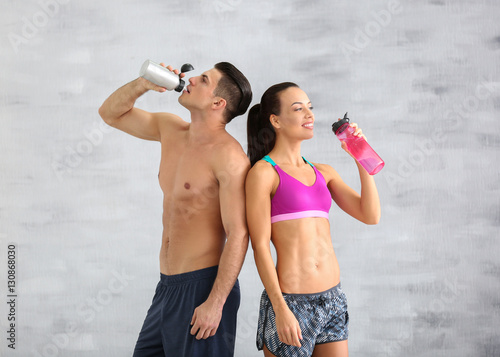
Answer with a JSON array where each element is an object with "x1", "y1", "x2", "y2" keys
[
  {"x1": 247, "y1": 103, "x2": 276, "y2": 166},
  {"x1": 246, "y1": 82, "x2": 298, "y2": 166}
]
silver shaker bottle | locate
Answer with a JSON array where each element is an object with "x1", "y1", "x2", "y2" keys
[{"x1": 139, "y1": 60, "x2": 194, "y2": 92}]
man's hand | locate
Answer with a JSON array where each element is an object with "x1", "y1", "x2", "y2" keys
[
  {"x1": 190, "y1": 298, "x2": 224, "y2": 340},
  {"x1": 138, "y1": 64, "x2": 186, "y2": 93}
]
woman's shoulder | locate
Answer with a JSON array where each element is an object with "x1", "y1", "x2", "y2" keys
[
  {"x1": 311, "y1": 161, "x2": 331, "y2": 171},
  {"x1": 247, "y1": 159, "x2": 278, "y2": 185},
  {"x1": 311, "y1": 162, "x2": 340, "y2": 181},
  {"x1": 249, "y1": 159, "x2": 276, "y2": 176}
]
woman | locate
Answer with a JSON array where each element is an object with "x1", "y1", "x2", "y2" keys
[{"x1": 245, "y1": 82, "x2": 381, "y2": 357}]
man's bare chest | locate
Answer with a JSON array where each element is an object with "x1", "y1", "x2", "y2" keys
[{"x1": 158, "y1": 145, "x2": 219, "y2": 204}]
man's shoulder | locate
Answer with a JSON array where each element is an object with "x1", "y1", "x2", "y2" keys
[
  {"x1": 157, "y1": 112, "x2": 190, "y2": 133},
  {"x1": 212, "y1": 131, "x2": 245, "y2": 155},
  {"x1": 211, "y1": 134, "x2": 250, "y2": 173}
]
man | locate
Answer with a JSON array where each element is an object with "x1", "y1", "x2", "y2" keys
[{"x1": 98, "y1": 61, "x2": 252, "y2": 356}]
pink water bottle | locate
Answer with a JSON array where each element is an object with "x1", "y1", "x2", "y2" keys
[{"x1": 332, "y1": 113, "x2": 384, "y2": 175}]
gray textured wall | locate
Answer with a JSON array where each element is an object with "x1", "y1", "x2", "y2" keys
[{"x1": 1, "y1": 0, "x2": 499, "y2": 356}]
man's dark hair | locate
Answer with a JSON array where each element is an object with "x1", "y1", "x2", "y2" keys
[{"x1": 213, "y1": 62, "x2": 253, "y2": 123}]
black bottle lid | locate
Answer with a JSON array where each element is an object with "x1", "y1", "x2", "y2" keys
[
  {"x1": 175, "y1": 80, "x2": 185, "y2": 92},
  {"x1": 332, "y1": 112, "x2": 350, "y2": 134},
  {"x1": 181, "y1": 63, "x2": 194, "y2": 73},
  {"x1": 174, "y1": 63, "x2": 195, "y2": 92}
]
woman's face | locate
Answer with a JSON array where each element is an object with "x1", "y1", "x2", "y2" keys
[{"x1": 273, "y1": 86, "x2": 315, "y2": 140}]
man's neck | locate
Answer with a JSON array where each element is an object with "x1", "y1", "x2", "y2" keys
[{"x1": 188, "y1": 111, "x2": 227, "y2": 143}]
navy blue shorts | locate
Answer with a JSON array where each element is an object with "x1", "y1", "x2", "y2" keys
[
  {"x1": 133, "y1": 266, "x2": 240, "y2": 357},
  {"x1": 257, "y1": 283, "x2": 349, "y2": 357}
]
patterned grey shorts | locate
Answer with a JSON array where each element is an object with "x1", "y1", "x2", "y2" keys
[{"x1": 256, "y1": 283, "x2": 349, "y2": 357}]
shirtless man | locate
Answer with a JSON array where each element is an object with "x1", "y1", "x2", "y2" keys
[{"x1": 98, "y1": 62, "x2": 252, "y2": 357}]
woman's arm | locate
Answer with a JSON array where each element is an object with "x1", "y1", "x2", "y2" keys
[
  {"x1": 245, "y1": 162, "x2": 303, "y2": 347},
  {"x1": 318, "y1": 124, "x2": 381, "y2": 224}
]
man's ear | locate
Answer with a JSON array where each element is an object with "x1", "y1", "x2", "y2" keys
[{"x1": 212, "y1": 97, "x2": 227, "y2": 111}]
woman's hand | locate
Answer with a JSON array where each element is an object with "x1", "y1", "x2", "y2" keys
[
  {"x1": 338, "y1": 120, "x2": 367, "y2": 158},
  {"x1": 275, "y1": 305, "x2": 303, "y2": 347}
]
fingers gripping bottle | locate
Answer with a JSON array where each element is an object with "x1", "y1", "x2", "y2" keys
[
  {"x1": 332, "y1": 112, "x2": 385, "y2": 175},
  {"x1": 139, "y1": 60, "x2": 194, "y2": 92}
]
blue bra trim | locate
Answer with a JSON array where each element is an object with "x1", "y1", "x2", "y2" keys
[
  {"x1": 262, "y1": 155, "x2": 276, "y2": 166},
  {"x1": 262, "y1": 155, "x2": 314, "y2": 168}
]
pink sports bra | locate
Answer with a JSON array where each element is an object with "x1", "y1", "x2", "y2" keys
[{"x1": 263, "y1": 155, "x2": 332, "y2": 223}]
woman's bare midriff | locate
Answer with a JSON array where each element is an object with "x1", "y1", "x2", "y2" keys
[{"x1": 271, "y1": 217, "x2": 340, "y2": 294}]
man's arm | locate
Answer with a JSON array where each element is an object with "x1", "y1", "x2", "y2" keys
[
  {"x1": 189, "y1": 147, "x2": 250, "y2": 340},
  {"x1": 98, "y1": 70, "x2": 183, "y2": 141}
]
